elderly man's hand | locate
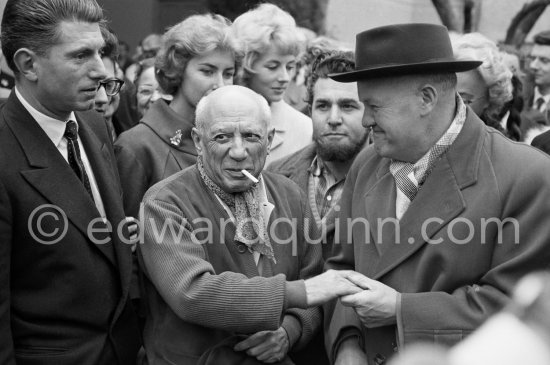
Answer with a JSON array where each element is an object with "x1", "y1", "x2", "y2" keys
[
  {"x1": 340, "y1": 275, "x2": 398, "y2": 328},
  {"x1": 304, "y1": 270, "x2": 365, "y2": 307},
  {"x1": 234, "y1": 327, "x2": 289, "y2": 363}
]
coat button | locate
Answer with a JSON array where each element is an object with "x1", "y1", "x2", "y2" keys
[
  {"x1": 374, "y1": 353, "x2": 386, "y2": 365},
  {"x1": 236, "y1": 243, "x2": 247, "y2": 253}
]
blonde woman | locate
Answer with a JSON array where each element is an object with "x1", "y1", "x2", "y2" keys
[
  {"x1": 233, "y1": 3, "x2": 312, "y2": 165},
  {"x1": 453, "y1": 32, "x2": 514, "y2": 137}
]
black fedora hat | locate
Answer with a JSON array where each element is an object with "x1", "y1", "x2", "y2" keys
[{"x1": 330, "y1": 23, "x2": 482, "y2": 82}]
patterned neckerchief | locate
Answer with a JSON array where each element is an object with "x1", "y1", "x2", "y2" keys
[
  {"x1": 390, "y1": 94, "x2": 467, "y2": 198},
  {"x1": 197, "y1": 157, "x2": 275, "y2": 263}
]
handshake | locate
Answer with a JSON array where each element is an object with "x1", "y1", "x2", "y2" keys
[{"x1": 304, "y1": 269, "x2": 398, "y2": 328}]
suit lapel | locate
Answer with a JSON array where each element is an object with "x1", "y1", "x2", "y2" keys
[
  {"x1": 76, "y1": 112, "x2": 137, "y2": 324},
  {"x1": 77, "y1": 115, "x2": 123, "y2": 268},
  {"x1": 4, "y1": 94, "x2": 118, "y2": 267}
]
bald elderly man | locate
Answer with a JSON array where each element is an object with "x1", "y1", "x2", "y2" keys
[{"x1": 139, "y1": 85, "x2": 364, "y2": 365}]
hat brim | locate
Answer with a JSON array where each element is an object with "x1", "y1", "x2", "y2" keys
[{"x1": 329, "y1": 60, "x2": 482, "y2": 83}]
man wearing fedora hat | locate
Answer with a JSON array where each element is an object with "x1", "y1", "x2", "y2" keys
[{"x1": 324, "y1": 23, "x2": 550, "y2": 365}]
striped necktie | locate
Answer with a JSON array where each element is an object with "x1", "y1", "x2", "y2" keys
[
  {"x1": 391, "y1": 163, "x2": 418, "y2": 202},
  {"x1": 64, "y1": 120, "x2": 94, "y2": 201}
]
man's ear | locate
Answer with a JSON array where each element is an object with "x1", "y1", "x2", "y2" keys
[
  {"x1": 191, "y1": 127, "x2": 203, "y2": 155},
  {"x1": 419, "y1": 83, "x2": 438, "y2": 116},
  {"x1": 266, "y1": 127, "x2": 275, "y2": 154},
  {"x1": 13, "y1": 48, "x2": 39, "y2": 82}
]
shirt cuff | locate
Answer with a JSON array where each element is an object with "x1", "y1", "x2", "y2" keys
[
  {"x1": 281, "y1": 314, "x2": 302, "y2": 349},
  {"x1": 284, "y1": 280, "x2": 307, "y2": 310},
  {"x1": 395, "y1": 292, "x2": 404, "y2": 349}
]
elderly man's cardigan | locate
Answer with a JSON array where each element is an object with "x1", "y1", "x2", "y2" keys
[{"x1": 140, "y1": 166, "x2": 323, "y2": 365}]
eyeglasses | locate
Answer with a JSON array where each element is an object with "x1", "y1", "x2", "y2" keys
[{"x1": 97, "y1": 78, "x2": 125, "y2": 96}]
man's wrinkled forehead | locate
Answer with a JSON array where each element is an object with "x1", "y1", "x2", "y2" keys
[
  {"x1": 206, "y1": 98, "x2": 268, "y2": 127},
  {"x1": 211, "y1": 116, "x2": 263, "y2": 124}
]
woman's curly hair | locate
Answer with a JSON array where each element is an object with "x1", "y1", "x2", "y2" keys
[
  {"x1": 155, "y1": 13, "x2": 243, "y2": 96},
  {"x1": 232, "y1": 3, "x2": 304, "y2": 87},
  {"x1": 453, "y1": 33, "x2": 514, "y2": 128}
]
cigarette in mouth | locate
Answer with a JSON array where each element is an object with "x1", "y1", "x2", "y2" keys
[{"x1": 241, "y1": 169, "x2": 259, "y2": 183}]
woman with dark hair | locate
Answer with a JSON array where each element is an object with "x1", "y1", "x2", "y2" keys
[
  {"x1": 133, "y1": 57, "x2": 164, "y2": 119},
  {"x1": 115, "y1": 13, "x2": 241, "y2": 218}
]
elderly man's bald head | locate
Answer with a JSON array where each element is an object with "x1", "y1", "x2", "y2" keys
[
  {"x1": 195, "y1": 85, "x2": 271, "y2": 133},
  {"x1": 192, "y1": 85, "x2": 275, "y2": 193}
]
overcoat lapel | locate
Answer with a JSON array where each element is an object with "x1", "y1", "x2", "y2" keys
[
  {"x1": 366, "y1": 110, "x2": 484, "y2": 281},
  {"x1": 372, "y1": 156, "x2": 465, "y2": 280},
  {"x1": 363, "y1": 160, "x2": 396, "y2": 262}
]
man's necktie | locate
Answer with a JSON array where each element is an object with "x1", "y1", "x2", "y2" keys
[
  {"x1": 390, "y1": 162, "x2": 418, "y2": 219},
  {"x1": 392, "y1": 163, "x2": 418, "y2": 202},
  {"x1": 64, "y1": 120, "x2": 94, "y2": 200}
]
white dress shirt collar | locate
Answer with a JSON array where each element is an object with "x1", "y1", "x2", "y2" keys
[{"x1": 534, "y1": 87, "x2": 550, "y2": 111}]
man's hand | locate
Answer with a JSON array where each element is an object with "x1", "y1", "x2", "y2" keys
[
  {"x1": 334, "y1": 337, "x2": 368, "y2": 365},
  {"x1": 304, "y1": 270, "x2": 365, "y2": 307},
  {"x1": 234, "y1": 327, "x2": 289, "y2": 363},
  {"x1": 340, "y1": 275, "x2": 398, "y2": 328}
]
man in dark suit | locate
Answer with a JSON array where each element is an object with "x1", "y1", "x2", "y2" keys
[
  {"x1": 324, "y1": 24, "x2": 550, "y2": 365},
  {"x1": 530, "y1": 30, "x2": 550, "y2": 152},
  {"x1": 269, "y1": 51, "x2": 368, "y2": 259},
  {"x1": 525, "y1": 30, "x2": 550, "y2": 117},
  {"x1": 0, "y1": 0, "x2": 141, "y2": 364},
  {"x1": 523, "y1": 30, "x2": 550, "y2": 143}
]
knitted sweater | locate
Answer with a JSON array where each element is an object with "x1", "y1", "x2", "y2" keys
[{"x1": 140, "y1": 166, "x2": 323, "y2": 365}]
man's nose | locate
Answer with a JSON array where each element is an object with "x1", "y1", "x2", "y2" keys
[
  {"x1": 530, "y1": 57, "x2": 542, "y2": 70},
  {"x1": 95, "y1": 85, "x2": 109, "y2": 106},
  {"x1": 91, "y1": 54, "x2": 108, "y2": 81},
  {"x1": 362, "y1": 111, "x2": 374, "y2": 129},
  {"x1": 228, "y1": 137, "x2": 247, "y2": 161},
  {"x1": 328, "y1": 105, "x2": 343, "y2": 127}
]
